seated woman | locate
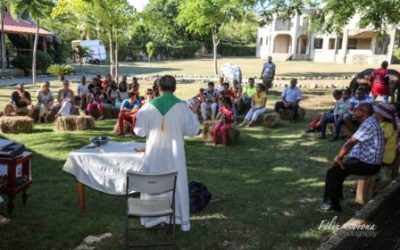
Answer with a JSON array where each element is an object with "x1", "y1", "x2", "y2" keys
[
  {"x1": 35, "y1": 81, "x2": 54, "y2": 122},
  {"x1": 129, "y1": 76, "x2": 140, "y2": 91},
  {"x1": 373, "y1": 102, "x2": 397, "y2": 168},
  {"x1": 56, "y1": 80, "x2": 75, "y2": 117},
  {"x1": 239, "y1": 83, "x2": 268, "y2": 127},
  {"x1": 143, "y1": 88, "x2": 155, "y2": 104},
  {"x1": 117, "y1": 92, "x2": 141, "y2": 136},
  {"x1": 104, "y1": 81, "x2": 118, "y2": 106},
  {"x1": 115, "y1": 80, "x2": 129, "y2": 110},
  {"x1": 76, "y1": 75, "x2": 89, "y2": 111},
  {"x1": 213, "y1": 96, "x2": 234, "y2": 146},
  {"x1": 152, "y1": 79, "x2": 160, "y2": 97},
  {"x1": 87, "y1": 86, "x2": 105, "y2": 120},
  {"x1": 232, "y1": 80, "x2": 243, "y2": 114}
]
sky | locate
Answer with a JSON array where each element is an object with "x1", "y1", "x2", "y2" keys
[{"x1": 128, "y1": 0, "x2": 149, "y2": 12}]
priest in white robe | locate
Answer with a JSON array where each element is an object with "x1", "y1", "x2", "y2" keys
[{"x1": 134, "y1": 75, "x2": 200, "y2": 232}]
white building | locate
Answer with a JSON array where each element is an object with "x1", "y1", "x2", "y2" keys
[{"x1": 256, "y1": 10, "x2": 398, "y2": 64}]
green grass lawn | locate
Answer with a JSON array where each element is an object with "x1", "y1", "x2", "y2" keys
[
  {"x1": 79, "y1": 57, "x2": 400, "y2": 79},
  {"x1": 0, "y1": 84, "x2": 365, "y2": 249}
]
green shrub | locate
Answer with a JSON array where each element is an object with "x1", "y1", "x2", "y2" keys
[
  {"x1": 47, "y1": 64, "x2": 75, "y2": 80},
  {"x1": 219, "y1": 43, "x2": 256, "y2": 56},
  {"x1": 11, "y1": 54, "x2": 31, "y2": 76},
  {"x1": 169, "y1": 41, "x2": 202, "y2": 59},
  {"x1": 36, "y1": 52, "x2": 54, "y2": 74},
  {"x1": 11, "y1": 52, "x2": 54, "y2": 76}
]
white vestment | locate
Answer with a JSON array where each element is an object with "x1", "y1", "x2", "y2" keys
[{"x1": 134, "y1": 99, "x2": 200, "y2": 231}]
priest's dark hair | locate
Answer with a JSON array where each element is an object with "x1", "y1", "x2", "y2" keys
[{"x1": 159, "y1": 75, "x2": 176, "y2": 92}]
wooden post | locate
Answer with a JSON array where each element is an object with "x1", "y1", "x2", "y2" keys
[
  {"x1": 77, "y1": 181, "x2": 85, "y2": 212},
  {"x1": 355, "y1": 176, "x2": 376, "y2": 205}
]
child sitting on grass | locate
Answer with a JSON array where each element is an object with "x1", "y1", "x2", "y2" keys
[{"x1": 213, "y1": 96, "x2": 234, "y2": 146}]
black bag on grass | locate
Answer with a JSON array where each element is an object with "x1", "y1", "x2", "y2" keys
[{"x1": 189, "y1": 181, "x2": 211, "y2": 213}]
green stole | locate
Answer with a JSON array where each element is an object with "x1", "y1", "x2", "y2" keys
[{"x1": 149, "y1": 93, "x2": 182, "y2": 133}]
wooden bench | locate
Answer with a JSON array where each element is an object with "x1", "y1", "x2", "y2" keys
[{"x1": 356, "y1": 175, "x2": 377, "y2": 205}]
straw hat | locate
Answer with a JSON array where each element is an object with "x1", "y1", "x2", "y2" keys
[{"x1": 374, "y1": 102, "x2": 394, "y2": 120}]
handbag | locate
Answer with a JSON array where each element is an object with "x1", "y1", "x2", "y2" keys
[{"x1": 189, "y1": 181, "x2": 212, "y2": 213}]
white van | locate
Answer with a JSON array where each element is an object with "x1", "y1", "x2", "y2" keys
[{"x1": 71, "y1": 40, "x2": 106, "y2": 64}]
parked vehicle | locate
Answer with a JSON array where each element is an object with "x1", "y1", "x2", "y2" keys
[{"x1": 71, "y1": 40, "x2": 106, "y2": 64}]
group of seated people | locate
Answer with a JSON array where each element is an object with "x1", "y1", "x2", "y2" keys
[
  {"x1": 189, "y1": 77, "x2": 303, "y2": 146},
  {"x1": 3, "y1": 74, "x2": 162, "y2": 136},
  {"x1": 320, "y1": 101, "x2": 400, "y2": 211}
]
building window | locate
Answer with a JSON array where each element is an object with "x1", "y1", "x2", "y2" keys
[
  {"x1": 337, "y1": 38, "x2": 343, "y2": 50},
  {"x1": 314, "y1": 38, "x2": 323, "y2": 49},
  {"x1": 347, "y1": 38, "x2": 357, "y2": 49},
  {"x1": 259, "y1": 37, "x2": 263, "y2": 46},
  {"x1": 328, "y1": 38, "x2": 336, "y2": 49}
]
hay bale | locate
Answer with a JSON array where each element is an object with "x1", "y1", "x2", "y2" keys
[
  {"x1": 259, "y1": 111, "x2": 280, "y2": 127},
  {"x1": 113, "y1": 121, "x2": 133, "y2": 135},
  {"x1": 55, "y1": 116, "x2": 95, "y2": 131},
  {"x1": 326, "y1": 123, "x2": 352, "y2": 138},
  {"x1": 279, "y1": 107, "x2": 305, "y2": 121},
  {"x1": 92, "y1": 105, "x2": 118, "y2": 120},
  {"x1": 203, "y1": 121, "x2": 240, "y2": 145},
  {"x1": 0, "y1": 116, "x2": 33, "y2": 134}
]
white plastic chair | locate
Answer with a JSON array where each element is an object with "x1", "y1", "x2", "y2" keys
[{"x1": 125, "y1": 170, "x2": 177, "y2": 249}]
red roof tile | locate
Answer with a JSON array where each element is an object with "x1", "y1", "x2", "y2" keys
[{"x1": 3, "y1": 12, "x2": 52, "y2": 36}]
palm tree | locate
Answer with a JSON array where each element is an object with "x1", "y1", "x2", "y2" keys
[
  {"x1": 73, "y1": 45, "x2": 91, "y2": 75},
  {"x1": 10, "y1": 0, "x2": 53, "y2": 85}
]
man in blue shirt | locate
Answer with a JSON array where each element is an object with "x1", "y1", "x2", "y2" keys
[
  {"x1": 320, "y1": 103, "x2": 384, "y2": 211},
  {"x1": 274, "y1": 78, "x2": 302, "y2": 121},
  {"x1": 343, "y1": 87, "x2": 374, "y2": 133},
  {"x1": 117, "y1": 92, "x2": 141, "y2": 135}
]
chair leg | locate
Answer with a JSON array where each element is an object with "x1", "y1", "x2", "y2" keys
[
  {"x1": 173, "y1": 213, "x2": 176, "y2": 250},
  {"x1": 125, "y1": 214, "x2": 128, "y2": 250}
]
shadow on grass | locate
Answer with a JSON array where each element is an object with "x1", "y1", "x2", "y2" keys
[{"x1": 0, "y1": 120, "x2": 357, "y2": 250}]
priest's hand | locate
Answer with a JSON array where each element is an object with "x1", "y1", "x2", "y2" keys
[{"x1": 134, "y1": 147, "x2": 145, "y2": 153}]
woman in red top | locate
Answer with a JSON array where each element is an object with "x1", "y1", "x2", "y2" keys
[{"x1": 213, "y1": 96, "x2": 234, "y2": 145}]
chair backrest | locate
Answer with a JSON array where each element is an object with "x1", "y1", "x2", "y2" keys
[{"x1": 126, "y1": 171, "x2": 177, "y2": 194}]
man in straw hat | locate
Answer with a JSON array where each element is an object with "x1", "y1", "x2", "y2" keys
[
  {"x1": 320, "y1": 103, "x2": 384, "y2": 211},
  {"x1": 134, "y1": 75, "x2": 200, "y2": 231}
]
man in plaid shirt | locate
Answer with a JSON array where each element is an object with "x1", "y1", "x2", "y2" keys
[{"x1": 320, "y1": 103, "x2": 384, "y2": 211}]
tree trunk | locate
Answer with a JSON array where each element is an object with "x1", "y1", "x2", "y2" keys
[
  {"x1": 108, "y1": 29, "x2": 114, "y2": 78},
  {"x1": 212, "y1": 32, "x2": 220, "y2": 76},
  {"x1": 115, "y1": 30, "x2": 119, "y2": 81},
  {"x1": 1, "y1": 11, "x2": 5, "y2": 71},
  {"x1": 32, "y1": 20, "x2": 40, "y2": 86},
  {"x1": 80, "y1": 62, "x2": 83, "y2": 75},
  {"x1": 148, "y1": 55, "x2": 151, "y2": 68}
]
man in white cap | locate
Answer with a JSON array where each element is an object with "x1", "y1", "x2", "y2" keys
[{"x1": 320, "y1": 102, "x2": 384, "y2": 211}]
